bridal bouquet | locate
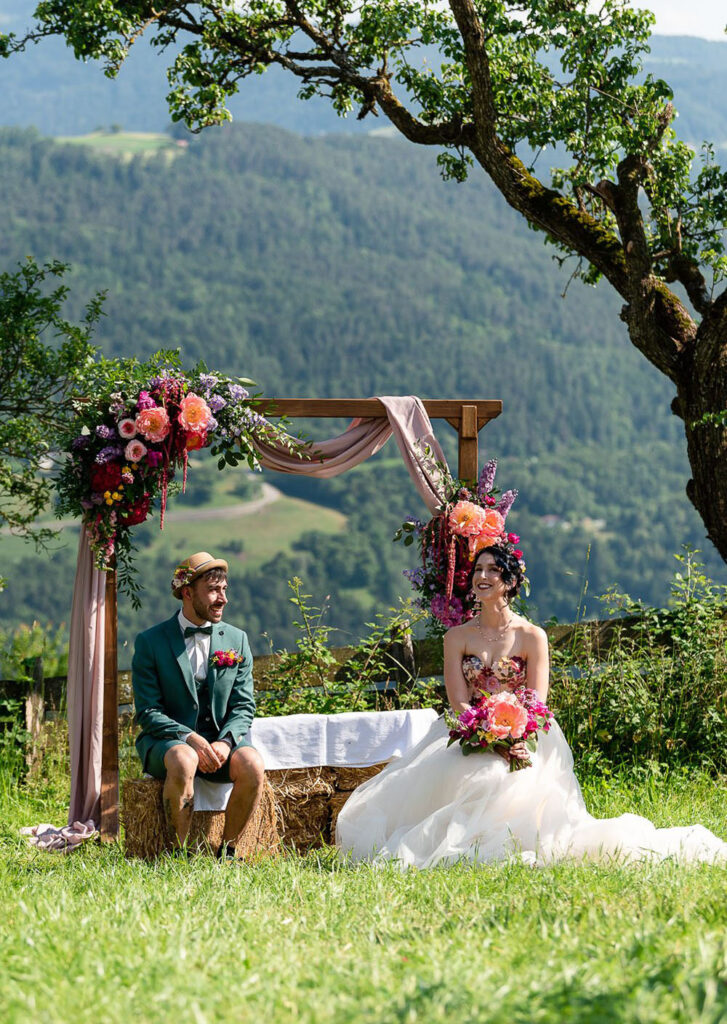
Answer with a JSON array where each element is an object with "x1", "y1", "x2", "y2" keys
[{"x1": 445, "y1": 687, "x2": 553, "y2": 771}]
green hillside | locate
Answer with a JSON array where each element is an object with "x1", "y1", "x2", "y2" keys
[{"x1": 0, "y1": 123, "x2": 724, "y2": 653}]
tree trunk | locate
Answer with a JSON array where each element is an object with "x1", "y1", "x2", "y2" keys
[{"x1": 678, "y1": 349, "x2": 727, "y2": 562}]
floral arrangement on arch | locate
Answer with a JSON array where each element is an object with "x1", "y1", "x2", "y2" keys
[
  {"x1": 395, "y1": 459, "x2": 526, "y2": 632},
  {"x1": 56, "y1": 358, "x2": 302, "y2": 593}
]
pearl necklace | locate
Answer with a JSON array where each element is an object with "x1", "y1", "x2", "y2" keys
[{"x1": 475, "y1": 615, "x2": 513, "y2": 643}]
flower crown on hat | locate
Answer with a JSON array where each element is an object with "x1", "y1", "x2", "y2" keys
[
  {"x1": 171, "y1": 564, "x2": 197, "y2": 595},
  {"x1": 396, "y1": 459, "x2": 527, "y2": 632}
]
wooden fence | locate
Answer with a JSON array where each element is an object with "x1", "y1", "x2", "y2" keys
[{"x1": 0, "y1": 614, "x2": 656, "y2": 765}]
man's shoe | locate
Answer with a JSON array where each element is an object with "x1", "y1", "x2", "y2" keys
[{"x1": 216, "y1": 841, "x2": 237, "y2": 862}]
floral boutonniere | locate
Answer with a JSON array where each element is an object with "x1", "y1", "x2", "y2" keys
[{"x1": 211, "y1": 649, "x2": 245, "y2": 668}]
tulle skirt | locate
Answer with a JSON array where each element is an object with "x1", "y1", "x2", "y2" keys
[{"x1": 335, "y1": 716, "x2": 727, "y2": 868}]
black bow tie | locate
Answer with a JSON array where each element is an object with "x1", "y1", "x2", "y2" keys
[{"x1": 184, "y1": 625, "x2": 213, "y2": 638}]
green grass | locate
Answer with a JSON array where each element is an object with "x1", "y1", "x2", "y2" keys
[
  {"x1": 54, "y1": 131, "x2": 183, "y2": 157},
  {"x1": 3, "y1": 762, "x2": 727, "y2": 1024},
  {"x1": 0, "y1": 476, "x2": 345, "y2": 576}
]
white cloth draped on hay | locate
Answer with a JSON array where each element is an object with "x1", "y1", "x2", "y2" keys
[{"x1": 62, "y1": 396, "x2": 451, "y2": 833}]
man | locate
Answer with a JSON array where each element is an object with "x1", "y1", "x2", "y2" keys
[{"x1": 131, "y1": 551, "x2": 264, "y2": 858}]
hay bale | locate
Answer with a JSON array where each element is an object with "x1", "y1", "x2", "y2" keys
[
  {"x1": 328, "y1": 791, "x2": 352, "y2": 843},
  {"x1": 122, "y1": 777, "x2": 280, "y2": 860},
  {"x1": 333, "y1": 762, "x2": 388, "y2": 791},
  {"x1": 266, "y1": 767, "x2": 336, "y2": 850}
]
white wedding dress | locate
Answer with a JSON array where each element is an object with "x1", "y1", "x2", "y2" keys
[{"x1": 336, "y1": 656, "x2": 727, "y2": 868}]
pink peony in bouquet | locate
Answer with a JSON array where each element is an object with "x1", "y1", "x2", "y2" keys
[{"x1": 445, "y1": 687, "x2": 553, "y2": 771}]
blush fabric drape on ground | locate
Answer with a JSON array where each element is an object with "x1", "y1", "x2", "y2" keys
[{"x1": 61, "y1": 397, "x2": 449, "y2": 837}]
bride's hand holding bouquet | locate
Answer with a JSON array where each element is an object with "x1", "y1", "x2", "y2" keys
[{"x1": 445, "y1": 686, "x2": 553, "y2": 771}]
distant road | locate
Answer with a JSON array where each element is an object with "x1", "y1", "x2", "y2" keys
[
  {"x1": 0, "y1": 482, "x2": 282, "y2": 535},
  {"x1": 161, "y1": 482, "x2": 281, "y2": 523}
]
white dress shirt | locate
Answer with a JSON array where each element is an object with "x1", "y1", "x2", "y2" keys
[
  {"x1": 178, "y1": 609, "x2": 212, "y2": 682},
  {"x1": 177, "y1": 610, "x2": 232, "y2": 747}
]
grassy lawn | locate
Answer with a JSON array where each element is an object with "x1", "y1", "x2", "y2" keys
[
  {"x1": 3, "y1": 762, "x2": 727, "y2": 1024},
  {"x1": 54, "y1": 131, "x2": 183, "y2": 157},
  {"x1": 0, "y1": 478, "x2": 345, "y2": 577}
]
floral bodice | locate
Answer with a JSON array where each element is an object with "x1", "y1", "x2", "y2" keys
[{"x1": 461, "y1": 654, "x2": 527, "y2": 696}]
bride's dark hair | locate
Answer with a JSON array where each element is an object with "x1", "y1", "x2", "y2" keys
[{"x1": 470, "y1": 545, "x2": 524, "y2": 601}]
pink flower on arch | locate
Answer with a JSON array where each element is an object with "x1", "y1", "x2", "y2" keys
[
  {"x1": 124, "y1": 439, "x2": 147, "y2": 463},
  {"x1": 136, "y1": 406, "x2": 171, "y2": 443},
  {"x1": 178, "y1": 393, "x2": 213, "y2": 434},
  {"x1": 118, "y1": 418, "x2": 137, "y2": 439},
  {"x1": 467, "y1": 509, "x2": 506, "y2": 558},
  {"x1": 449, "y1": 501, "x2": 486, "y2": 537}
]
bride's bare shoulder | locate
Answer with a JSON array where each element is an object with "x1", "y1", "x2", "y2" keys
[
  {"x1": 444, "y1": 622, "x2": 473, "y2": 647},
  {"x1": 513, "y1": 616, "x2": 548, "y2": 645}
]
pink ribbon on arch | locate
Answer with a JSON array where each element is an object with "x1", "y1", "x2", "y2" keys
[
  {"x1": 56, "y1": 396, "x2": 449, "y2": 838},
  {"x1": 253, "y1": 395, "x2": 449, "y2": 514}
]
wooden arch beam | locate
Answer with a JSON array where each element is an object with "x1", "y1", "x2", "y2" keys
[
  {"x1": 100, "y1": 396, "x2": 502, "y2": 840},
  {"x1": 257, "y1": 398, "x2": 502, "y2": 481}
]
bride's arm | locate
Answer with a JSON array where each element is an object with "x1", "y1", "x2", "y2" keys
[
  {"x1": 523, "y1": 625, "x2": 550, "y2": 701},
  {"x1": 443, "y1": 627, "x2": 471, "y2": 715}
]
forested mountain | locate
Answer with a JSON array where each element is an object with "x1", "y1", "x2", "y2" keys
[
  {"x1": 1, "y1": 118, "x2": 724, "y2": 655},
  {"x1": 2, "y1": 0, "x2": 726, "y2": 144}
]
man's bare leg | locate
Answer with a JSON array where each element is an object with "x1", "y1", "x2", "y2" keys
[
  {"x1": 163, "y1": 744, "x2": 199, "y2": 848},
  {"x1": 222, "y1": 747, "x2": 265, "y2": 847}
]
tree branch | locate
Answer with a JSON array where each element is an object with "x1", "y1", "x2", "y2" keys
[{"x1": 663, "y1": 255, "x2": 711, "y2": 316}]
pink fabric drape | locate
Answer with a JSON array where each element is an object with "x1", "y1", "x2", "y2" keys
[
  {"x1": 67, "y1": 524, "x2": 106, "y2": 825},
  {"x1": 61, "y1": 395, "x2": 448, "y2": 837},
  {"x1": 254, "y1": 395, "x2": 449, "y2": 514}
]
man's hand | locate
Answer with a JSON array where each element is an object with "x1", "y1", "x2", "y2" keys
[
  {"x1": 210, "y1": 741, "x2": 231, "y2": 766},
  {"x1": 185, "y1": 732, "x2": 223, "y2": 773}
]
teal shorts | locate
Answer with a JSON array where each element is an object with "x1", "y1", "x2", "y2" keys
[{"x1": 143, "y1": 734, "x2": 255, "y2": 783}]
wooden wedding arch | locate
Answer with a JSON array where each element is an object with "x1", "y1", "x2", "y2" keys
[{"x1": 100, "y1": 397, "x2": 502, "y2": 840}]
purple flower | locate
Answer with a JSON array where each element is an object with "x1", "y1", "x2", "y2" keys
[
  {"x1": 136, "y1": 391, "x2": 156, "y2": 411},
  {"x1": 208, "y1": 394, "x2": 227, "y2": 413},
  {"x1": 497, "y1": 489, "x2": 518, "y2": 519},
  {"x1": 430, "y1": 594, "x2": 464, "y2": 628},
  {"x1": 207, "y1": 415, "x2": 218, "y2": 432},
  {"x1": 403, "y1": 567, "x2": 425, "y2": 586},
  {"x1": 146, "y1": 451, "x2": 163, "y2": 468},
  {"x1": 95, "y1": 424, "x2": 117, "y2": 440},
  {"x1": 199, "y1": 374, "x2": 220, "y2": 393},
  {"x1": 228, "y1": 383, "x2": 249, "y2": 402},
  {"x1": 80, "y1": 498, "x2": 94, "y2": 511},
  {"x1": 71, "y1": 435, "x2": 90, "y2": 451},
  {"x1": 478, "y1": 459, "x2": 497, "y2": 498},
  {"x1": 95, "y1": 445, "x2": 124, "y2": 464}
]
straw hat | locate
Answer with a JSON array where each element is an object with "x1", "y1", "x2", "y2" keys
[{"x1": 171, "y1": 551, "x2": 229, "y2": 599}]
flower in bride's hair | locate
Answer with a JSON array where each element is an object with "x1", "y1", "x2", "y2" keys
[{"x1": 507, "y1": 533, "x2": 520, "y2": 544}]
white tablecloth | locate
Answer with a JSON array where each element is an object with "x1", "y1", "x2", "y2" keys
[{"x1": 193, "y1": 708, "x2": 439, "y2": 812}]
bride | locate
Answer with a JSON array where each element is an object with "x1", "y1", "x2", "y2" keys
[{"x1": 336, "y1": 542, "x2": 727, "y2": 867}]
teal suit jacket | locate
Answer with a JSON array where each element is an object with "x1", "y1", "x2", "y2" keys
[{"x1": 131, "y1": 613, "x2": 255, "y2": 771}]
